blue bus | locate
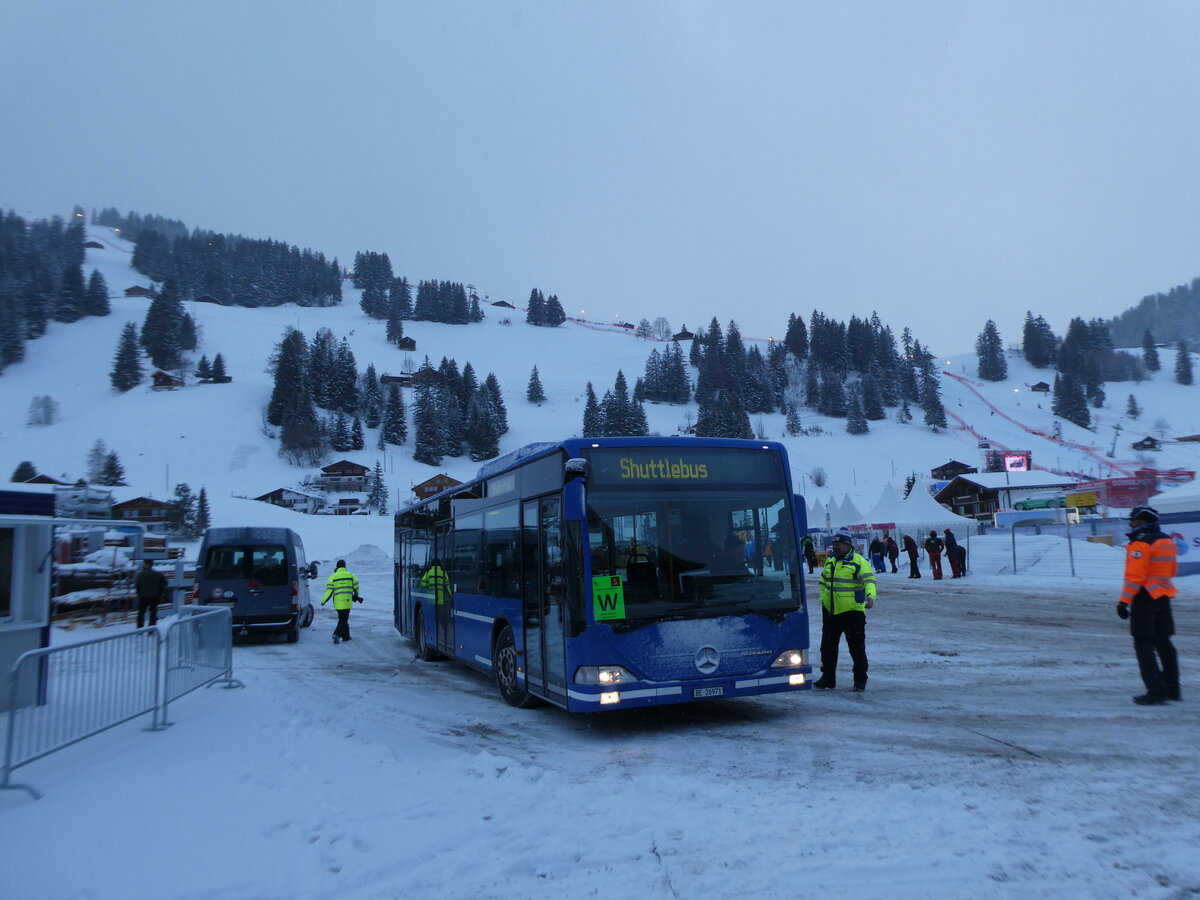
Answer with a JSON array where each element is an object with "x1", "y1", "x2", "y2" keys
[{"x1": 393, "y1": 437, "x2": 812, "y2": 711}]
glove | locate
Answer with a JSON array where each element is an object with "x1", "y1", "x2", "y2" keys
[
  {"x1": 1116, "y1": 602, "x2": 1129, "y2": 620},
  {"x1": 354, "y1": 594, "x2": 363, "y2": 604}
]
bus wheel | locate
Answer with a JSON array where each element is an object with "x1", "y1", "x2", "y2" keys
[
  {"x1": 415, "y1": 607, "x2": 438, "y2": 661},
  {"x1": 494, "y1": 625, "x2": 535, "y2": 708}
]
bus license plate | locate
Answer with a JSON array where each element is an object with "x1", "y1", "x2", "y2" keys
[{"x1": 694, "y1": 686, "x2": 724, "y2": 698}]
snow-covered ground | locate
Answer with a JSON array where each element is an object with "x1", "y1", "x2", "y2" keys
[
  {"x1": 1, "y1": 227, "x2": 1198, "y2": 898},
  {"x1": 3, "y1": 556, "x2": 1198, "y2": 899}
]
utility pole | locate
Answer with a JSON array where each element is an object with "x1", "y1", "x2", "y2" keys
[{"x1": 1108, "y1": 421, "x2": 1123, "y2": 458}]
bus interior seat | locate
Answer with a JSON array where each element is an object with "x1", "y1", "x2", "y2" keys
[{"x1": 624, "y1": 554, "x2": 658, "y2": 600}]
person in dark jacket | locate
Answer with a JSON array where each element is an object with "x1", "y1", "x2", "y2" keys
[
  {"x1": 903, "y1": 534, "x2": 921, "y2": 578},
  {"x1": 799, "y1": 534, "x2": 817, "y2": 574},
  {"x1": 944, "y1": 529, "x2": 963, "y2": 578},
  {"x1": 885, "y1": 535, "x2": 900, "y2": 573},
  {"x1": 924, "y1": 530, "x2": 945, "y2": 580},
  {"x1": 134, "y1": 559, "x2": 167, "y2": 628},
  {"x1": 868, "y1": 537, "x2": 886, "y2": 573}
]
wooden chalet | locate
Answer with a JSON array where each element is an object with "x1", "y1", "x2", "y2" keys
[
  {"x1": 111, "y1": 496, "x2": 170, "y2": 531},
  {"x1": 1029, "y1": 381, "x2": 1051, "y2": 393},
  {"x1": 412, "y1": 473, "x2": 463, "y2": 502},
  {"x1": 930, "y1": 460, "x2": 978, "y2": 481},
  {"x1": 254, "y1": 487, "x2": 326, "y2": 515},
  {"x1": 83, "y1": 240, "x2": 104, "y2": 249},
  {"x1": 193, "y1": 294, "x2": 223, "y2": 305},
  {"x1": 491, "y1": 300, "x2": 516, "y2": 309},
  {"x1": 672, "y1": 325, "x2": 696, "y2": 341},
  {"x1": 1131, "y1": 436, "x2": 1162, "y2": 451},
  {"x1": 13, "y1": 473, "x2": 69, "y2": 485},
  {"x1": 319, "y1": 460, "x2": 370, "y2": 492},
  {"x1": 124, "y1": 285, "x2": 153, "y2": 297},
  {"x1": 151, "y1": 370, "x2": 184, "y2": 390},
  {"x1": 380, "y1": 373, "x2": 413, "y2": 386}
]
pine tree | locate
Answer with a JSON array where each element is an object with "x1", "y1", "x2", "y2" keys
[
  {"x1": 482, "y1": 373, "x2": 508, "y2": 434},
  {"x1": 140, "y1": 278, "x2": 186, "y2": 370},
  {"x1": 351, "y1": 416, "x2": 365, "y2": 450},
  {"x1": 785, "y1": 405, "x2": 802, "y2": 436},
  {"x1": 1125, "y1": 394, "x2": 1142, "y2": 419},
  {"x1": 465, "y1": 389, "x2": 501, "y2": 461},
  {"x1": 54, "y1": 265, "x2": 86, "y2": 323},
  {"x1": 861, "y1": 373, "x2": 885, "y2": 420},
  {"x1": 87, "y1": 439, "x2": 108, "y2": 483},
  {"x1": 543, "y1": 294, "x2": 566, "y2": 326},
  {"x1": 195, "y1": 487, "x2": 211, "y2": 535},
  {"x1": 110, "y1": 322, "x2": 144, "y2": 392},
  {"x1": 525, "y1": 288, "x2": 545, "y2": 326},
  {"x1": 526, "y1": 365, "x2": 546, "y2": 404},
  {"x1": 11, "y1": 461, "x2": 37, "y2": 482},
  {"x1": 1176, "y1": 339, "x2": 1194, "y2": 385},
  {"x1": 100, "y1": 450, "x2": 126, "y2": 486},
  {"x1": 919, "y1": 357, "x2": 948, "y2": 430},
  {"x1": 846, "y1": 387, "x2": 869, "y2": 434},
  {"x1": 166, "y1": 483, "x2": 196, "y2": 536},
  {"x1": 381, "y1": 384, "x2": 408, "y2": 446},
  {"x1": 195, "y1": 354, "x2": 213, "y2": 382},
  {"x1": 975, "y1": 320, "x2": 1007, "y2": 381},
  {"x1": 582, "y1": 382, "x2": 602, "y2": 437},
  {"x1": 85, "y1": 269, "x2": 110, "y2": 316},
  {"x1": 210, "y1": 353, "x2": 229, "y2": 383},
  {"x1": 1141, "y1": 330, "x2": 1161, "y2": 373},
  {"x1": 412, "y1": 382, "x2": 443, "y2": 466},
  {"x1": 360, "y1": 363, "x2": 383, "y2": 428},
  {"x1": 367, "y1": 461, "x2": 388, "y2": 514}
]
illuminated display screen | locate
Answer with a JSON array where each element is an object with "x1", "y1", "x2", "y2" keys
[{"x1": 585, "y1": 447, "x2": 784, "y2": 488}]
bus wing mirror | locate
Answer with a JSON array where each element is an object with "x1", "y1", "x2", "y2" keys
[
  {"x1": 307, "y1": 562, "x2": 319, "y2": 579},
  {"x1": 563, "y1": 477, "x2": 586, "y2": 522},
  {"x1": 794, "y1": 493, "x2": 808, "y2": 532}
]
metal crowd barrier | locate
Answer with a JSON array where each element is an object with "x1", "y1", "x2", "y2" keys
[{"x1": 2, "y1": 607, "x2": 243, "y2": 799}]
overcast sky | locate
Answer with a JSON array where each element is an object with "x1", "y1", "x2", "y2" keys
[{"x1": 3, "y1": 1, "x2": 1199, "y2": 354}]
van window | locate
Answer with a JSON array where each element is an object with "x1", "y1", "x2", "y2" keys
[{"x1": 205, "y1": 545, "x2": 288, "y2": 586}]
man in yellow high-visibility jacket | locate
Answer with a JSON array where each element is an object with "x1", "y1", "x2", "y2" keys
[
  {"x1": 322, "y1": 559, "x2": 360, "y2": 644},
  {"x1": 420, "y1": 559, "x2": 449, "y2": 605},
  {"x1": 814, "y1": 533, "x2": 877, "y2": 692}
]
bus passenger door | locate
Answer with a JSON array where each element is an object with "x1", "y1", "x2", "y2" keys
[
  {"x1": 523, "y1": 496, "x2": 566, "y2": 702},
  {"x1": 521, "y1": 500, "x2": 544, "y2": 696},
  {"x1": 435, "y1": 524, "x2": 454, "y2": 654},
  {"x1": 541, "y1": 497, "x2": 566, "y2": 698}
]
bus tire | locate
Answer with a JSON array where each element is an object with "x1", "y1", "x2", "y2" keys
[
  {"x1": 494, "y1": 625, "x2": 535, "y2": 708},
  {"x1": 414, "y1": 606, "x2": 438, "y2": 661}
]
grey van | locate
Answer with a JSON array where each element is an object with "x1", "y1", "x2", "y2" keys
[{"x1": 192, "y1": 527, "x2": 318, "y2": 642}]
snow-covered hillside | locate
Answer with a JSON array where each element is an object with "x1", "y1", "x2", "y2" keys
[{"x1": 2, "y1": 225, "x2": 1198, "y2": 564}]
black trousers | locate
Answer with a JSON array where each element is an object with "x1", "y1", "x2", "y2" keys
[
  {"x1": 333, "y1": 607, "x2": 351, "y2": 640},
  {"x1": 907, "y1": 552, "x2": 920, "y2": 578},
  {"x1": 136, "y1": 597, "x2": 159, "y2": 628},
  {"x1": 1129, "y1": 591, "x2": 1178, "y2": 698},
  {"x1": 820, "y1": 607, "x2": 867, "y2": 686}
]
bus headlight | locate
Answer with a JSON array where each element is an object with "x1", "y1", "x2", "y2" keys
[
  {"x1": 770, "y1": 649, "x2": 807, "y2": 668},
  {"x1": 574, "y1": 665, "x2": 634, "y2": 685}
]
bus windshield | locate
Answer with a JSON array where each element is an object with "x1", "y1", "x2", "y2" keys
[{"x1": 583, "y1": 447, "x2": 801, "y2": 630}]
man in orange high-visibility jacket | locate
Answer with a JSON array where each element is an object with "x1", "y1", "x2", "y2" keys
[{"x1": 1117, "y1": 506, "x2": 1180, "y2": 706}]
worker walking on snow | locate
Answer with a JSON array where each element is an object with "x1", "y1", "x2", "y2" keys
[{"x1": 322, "y1": 558, "x2": 361, "y2": 644}]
